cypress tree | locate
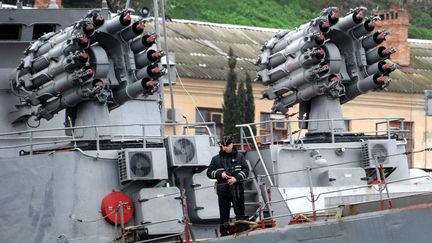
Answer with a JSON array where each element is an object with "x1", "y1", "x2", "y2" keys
[
  {"x1": 237, "y1": 78, "x2": 247, "y2": 125},
  {"x1": 222, "y1": 48, "x2": 238, "y2": 138},
  {"x1": 244, "y1": 72, "x2": 256, "y2": 135}
]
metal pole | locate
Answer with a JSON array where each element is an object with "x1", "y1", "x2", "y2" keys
[
  {"x1": 245, "y1": 124, "x2": 274, "y2": 186},
  {"x1": 375, "y1": 162, "x2": 384, "y2": 210},
  {"x1": 161, "y1": 0, "x2": 176, "y2": 135},
  {"x1": 240, "y1": 128, "x2": 244, "y2": 150},
  {"x1": 29, "y1": 131, "x2": 33, "y2": 155},
  {"x1": 331, "y1": 120, "x2": 335, "y2": 143},
  {"x1": 425, "y1": 115, "x2": 428, "y2": 168},
  {"x1": 153, "y1": 0, "x2": 166, "y2": 137},
  {"x1": 142, "y1": 125, "x2": 146, "y2": 148},
  {"x1": 380, "y1": 164, "x2": 393, "y2": 209},
  {"x1": 306, "y1": 167, "x2": 317, "y2": 221}
]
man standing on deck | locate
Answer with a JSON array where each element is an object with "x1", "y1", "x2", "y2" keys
[{"x1": 207, "y1": 136, "x2": 249, "y2": 236}]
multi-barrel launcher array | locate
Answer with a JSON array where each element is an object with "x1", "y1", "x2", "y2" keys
[
  {"x1": 257, "y1": 7, "x2": 397, "y2": 114},
  {"x1": 10, "y1": 9, "x2": 165, "y2": 124}
]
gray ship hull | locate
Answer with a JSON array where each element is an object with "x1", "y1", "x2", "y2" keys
[{"x1": 207, "y1": 201, "x2": 432, "y2": 243}]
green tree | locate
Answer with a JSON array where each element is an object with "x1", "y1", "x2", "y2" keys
[
  {"x1": 244, "y1": 72, "x2": 256, "y2": 135},
  {"x1": 237, "y1": 78, "x2": 247, "y2": 125},
  {"x1": 222, "y1": 48, "x2": 238, "y2": 138}
]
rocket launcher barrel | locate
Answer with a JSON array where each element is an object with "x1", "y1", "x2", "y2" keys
[
  {"x1": 27, "y1": 53, "x2": 89, "y2": 90},
  {"x1": 35, "y1": 35, "x2": 89, "y2": 58},
  {"x1": 121, "y1": 21, "x2": 145, "y2": 41},
  {"x1": 135, "y1": 64, "x2": 166, "y2": 80},
  {"x1": 38, "y1": 81, "x2": 103, "y2": 120},
  {"x1": 268, "y1": 17, "x2": 329, "y2": 56},
  {"x1": 130, "y1": 34, "x2": 156, "y2": 53},
  {"x1": 341, "y1": 74, "x2": 390, "y2": 103},
  {"x1": 269, "y1": 47, "x2": 325, "y2": 69},
  {"x1": 352, "y1": 17, "x2": 378, "y2": 39},
  {"x1": 113, "y1": 78, "x2": 159, "y2": 105},
  {"x1": 82, "y1": 21, "x2": 95, "y2": 36},
  {"x1": 322, "y1": 7, "x2": 339, "y2": 26},
  {"x1": 262, "y1": 62, "x2": 330, "y2": 99},
  {"x1": 135, "y1": 50, "x2": 165, "y2": 69},
  {"x1": 366, "y1": 46, "x2": 396, "y2": 64},
  {"x1": 362, "y1": 31, "x2": 389, "y2": 50},
  {"x1": 366, "y1": 61, "x2": 397, "y2": 75},
  {"x1": 32, "y1": 50, "x2": 89, "y2": 75},
  {"x1": 261, "y1": 32, "x2": 324, "y2": 69},
  {"x1": 272, "y1": 74, "x2": 340, "y2": 113},
  {"x1": 334, "y1": 7, "x2": 366, "y2": 30},
  {"x1": 104, "y1": 12, "x2": 132, "y2": 33},
  {"x1": 27, "y1": 52, "x2": 89, "y2": 90},
  {"x1": 91, "y1": 12, "x2": 105, "y2": 27},
  {"x1": 34, "y1": 36, "x2": 89, "y2": 65},
  {"x1": 34, "y1": 67, "x2": 94, "y2": 104},
  {"x1": 271, "y1": 31, "x2": 325, "y2": 56}
]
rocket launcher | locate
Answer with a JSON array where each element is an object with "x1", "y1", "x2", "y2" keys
[
  {"x1": 10, "y1": 10, "x2": 167, "y2": 124},
  {"x1": 256, "y1": 6, "x2": 397, "y2": 114}
]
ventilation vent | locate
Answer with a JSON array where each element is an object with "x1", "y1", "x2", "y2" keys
[{"x1": 118, "y1": 148, "x2": 168, "y2": 183}]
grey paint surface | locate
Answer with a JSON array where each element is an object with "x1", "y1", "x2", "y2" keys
[
  {"x1": 0, "y1": 151, "x2": 121, "y2": 243},
  {"x1": 206, "y1": 202, "x2": 432, "y2": 243}
]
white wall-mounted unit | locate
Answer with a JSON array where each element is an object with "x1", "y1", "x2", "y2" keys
[
  {"x1": 361, "y1": 140, "x2": 397, "y2": 168},
  {"x1": 118, "y1": 148, "x2": 168, "y2": 183},
  {"x1": 166, "y1": 135, "x2": 213, "y2": 167}
]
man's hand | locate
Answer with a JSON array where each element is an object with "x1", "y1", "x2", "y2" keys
[
  {"x1": 221, "y1": 171, "x2": 229, "y2": 179},
  {"x1": 227, "y1": 176, "x2": 237, "y2": 185}
]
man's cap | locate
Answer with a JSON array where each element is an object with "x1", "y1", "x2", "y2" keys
[{"x1": 220, "y1": 136, "x2": 233, "y2": 146}]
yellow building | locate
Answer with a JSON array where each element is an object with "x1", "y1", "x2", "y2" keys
[{"x1": 158, "y1": 10, "x2": 432, "y2": 169}]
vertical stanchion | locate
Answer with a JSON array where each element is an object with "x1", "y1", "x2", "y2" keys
[
  {"x1": 375, "y1": 161, "x2": 384, "y2": 210},
  {"x1": 306, "y1": 167, "x2": 317, "y2": 221},
  {"x1": 380, "y1": 164, "x2": 393, "y2": 209},
  {"x1": 142, "y1": 125, "x2": 146, "y2": 148},
  {"x1": 29, "y1": 131, "x2": 33, "y2": 155},
  {"x1": 95, "y1": 127, "x2": 100, "y2": 152}
]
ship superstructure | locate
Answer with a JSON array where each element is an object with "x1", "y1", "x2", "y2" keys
[{"x1": 1, "y1": 4, "x2": 432, "y2": 243}]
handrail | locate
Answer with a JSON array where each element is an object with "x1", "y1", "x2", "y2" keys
[
  {"x1": 236, "y1": 123, "x2": 274, "y2": 186},
  {"x1": 0, "y1": 121, "x2": 218, "y2": 152},
  {"x1": 237, "y1": 117, "x2": 406, "y2": 145},
  {"x1": 259, "y1": 175, "x2": 432, "y2": 222}
]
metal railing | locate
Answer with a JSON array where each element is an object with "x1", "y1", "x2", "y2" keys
[
  {"x1": 0, "y1": 121, "x2": 218, "y2": 154},
  {"x1": 238, "y1": 117, "x2": 408, "y2": 146}
]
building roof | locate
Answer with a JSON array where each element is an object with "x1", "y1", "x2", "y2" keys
[{"x1": 151, "y1": 19, "x2": 432, "y2": 94}]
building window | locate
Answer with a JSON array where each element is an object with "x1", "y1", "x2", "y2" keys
[
  {"x1": 259, "y1": 112, "x2": 287, "y2": 143},
  {"x1": 33, "y1": 24, "x2": 57, "y2": 40},
  {"x1": 196, "y1": 107, "x2": 223, "y2": 139},
  {"x1": 260, "y1": 113, "x2": 270, "y2": 130},
  {"x1": 0, "y1": 24, "x2": 21, "y2": 40}
]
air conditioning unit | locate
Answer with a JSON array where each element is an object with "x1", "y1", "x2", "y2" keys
[
  {"x1": 118, "y1": 148, "x2": 168, "y2": 183},
  {"x1": 166, "y1": 135, "x2": 213, "y2": 167},
  {"x1": 361, "y1": 140, "x2": 397, "y2": 168}
]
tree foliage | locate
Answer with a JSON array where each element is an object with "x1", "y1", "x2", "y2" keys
[
  {"x1": 165, "y1": 0, "x2": 432, "y2": 40},
  {"x1": 244, "y1": 72, "x2": 256, "y2": 134},
  {"x1": 236, "y1": 78, "x2": 247, "y2": 126},
  {"x1": 222, "y1": 48, "x2": 238, "y2": 138}
]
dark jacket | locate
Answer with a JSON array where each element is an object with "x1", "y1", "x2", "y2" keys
[{"x1": 206, "y1": 148, "x2": 249, "y2": 196}]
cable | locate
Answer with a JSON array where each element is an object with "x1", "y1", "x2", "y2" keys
[
  {"x1": 70, "y1": 205, "x2": 120, "y2": 223},
  {"x1": 175, "y1": 70, "x2": 206, "y2": 124}
]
